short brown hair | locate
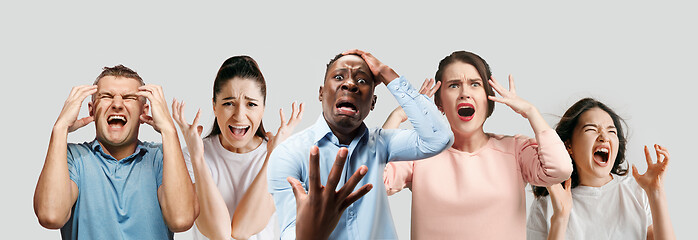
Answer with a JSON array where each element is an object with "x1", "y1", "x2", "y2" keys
[{"x1": 93, "y1": 64, "x2": 144, "y2": 85}]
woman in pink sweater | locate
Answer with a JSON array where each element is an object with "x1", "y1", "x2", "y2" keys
[{"x1": 383, "y1": 50, "x2": 573, "y2": 239}]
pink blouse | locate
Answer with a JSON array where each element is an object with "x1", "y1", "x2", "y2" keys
[{"x1": 384, "y1": 129, "x2": 573, "y2": 239}]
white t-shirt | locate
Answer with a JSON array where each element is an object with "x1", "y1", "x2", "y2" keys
[
  {"x1": 527, "y1": 174, "x2": 652, "y2": 240},
  {"x1": 183, "y1": 134, "x2": 279, "y2": 240}
]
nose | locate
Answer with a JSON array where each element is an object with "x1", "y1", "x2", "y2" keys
[
  {"x1": 232, "y1": 103, "x2": 246, "y2": 120},
  {"x1": 598, "y1": 131, "x2": 609, "y2": 142},
  {"x1": 340, "y1": 79, "x2": 359, "y2": 93},
  {"x1": 110, "y1": 96, "x2": 124, "y2": 110},
  {"x1": 458, "y1": 88, "x2": 471, "y2": 100}
]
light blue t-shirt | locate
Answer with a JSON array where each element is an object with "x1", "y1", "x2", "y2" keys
[
  {"x1": 268, "y1": 76, "x2": 453, "y2": 240},
  {"x1": 61, "y1": 140, "x2": 172, "y2": 240}
]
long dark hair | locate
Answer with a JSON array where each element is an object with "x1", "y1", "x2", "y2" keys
[
  {"x1": 206, "y1": 55, "x2": 267, "y2": 140},
  {"x1": 434, "y1": 50, "x2": 496, "y2": 117},
  {"x1": 532, "y1": 98, "x2": 628, "y2": 198}
]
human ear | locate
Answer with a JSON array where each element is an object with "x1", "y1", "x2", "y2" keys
[
  {"x1": 140, "y1": 103, "x2": 150, "y2": 124},
  {"x1": 88, "y1": 101, "x2": 94, "y2": 117},
  {"x1": 370, "y1": 95, "x2": 377, "y2": 111},
  {"x1": 318, "y1": 86, "x2": 324, "y2": 102}
]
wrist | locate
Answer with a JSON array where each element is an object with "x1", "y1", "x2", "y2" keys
[
  {"x1": 645, "y1": 186, "x2": 666, "y2": 200},
  {"x1": 551, "y1": 212, "x2": 570, "y2": 224},
  {"x1": 378, "y1": 66, "x2": 399, "y2": 85},
  {"x1": 52, "y1": 124, "x2": 69, "y2": 135}
]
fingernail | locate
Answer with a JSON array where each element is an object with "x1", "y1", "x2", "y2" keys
[{"x1": 360, "y1": 166, "x2": 367, "y2": 175}]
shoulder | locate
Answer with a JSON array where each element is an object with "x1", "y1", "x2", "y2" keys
[
  {"x1": 616, "y1": 174, "x2": 647, "y2": 198},
  {"x1": 487, "y1": 133, "x2": 532, "y2": 151},
  {"x1": 140, "y1": 141, "x2": 163, "y2": 151},
  {"x1": 66, "y1": 141, "x2": 96, "y2": 161}
]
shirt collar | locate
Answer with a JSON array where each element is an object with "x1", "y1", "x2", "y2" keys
[
  {"x1": 90, "y1": 139, "x2": 148, "y2": 161},
  {"x1": 310, "y1": 114, "x2": 369, "y2": 146}
]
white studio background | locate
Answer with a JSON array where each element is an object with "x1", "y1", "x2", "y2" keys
[{"x1": 1, "y1": 1, "x2": 695, "y2": 239}]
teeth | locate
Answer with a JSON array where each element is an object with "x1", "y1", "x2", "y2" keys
[
  {"x1": 108, "y1": 116, "x2": 126, "y2": 121},
  {"x1": 596, "y1": 148, "x2": 609, "y2": 153},
  {"x1": 231, "y1": 126, "x2": 248, "y2": 129}
]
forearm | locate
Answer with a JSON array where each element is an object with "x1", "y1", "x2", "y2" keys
[
  {"x1": 159, "y1": 128, "x2": 198, "y2": 232},
  {"x1": 190, "y1": 153, "x2": 231, "y2": 240},
  {"x1": 526, "y1": 107, "x2": 552, "y2": 136},
  {"x1": 34, "y1": 127, "x2": 75, "y2": 229},
  {"x1": 389, "y1": 77, "x2": 452, "y2": 156},
  {"x1": 381, "y1": 107, "x2": 405, "y2": 129},
  {"x1": 231, "y1": 153, "x2": 275, "y2": 239},
  {"x1": 547, "y1": 214, "x2": 569, "y2": 240},
  {"x1": 646, "y1": 188, "x2": 675, "y2": 240}
]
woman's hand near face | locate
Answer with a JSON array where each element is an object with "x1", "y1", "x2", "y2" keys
[
  {"x1": 488, "y1": 75, "x2": 552, "y2": 135},
  {"x1": 487, "y1": 75, "x2": 537, "y2": 119},
  {"x1": 633, "y1": 144, "x2": 675, "y2": 240},
  {"x1": 267, "y1": 102, "x2": 304, "y2": 153},
  {"x1": 171, "y1": 99, "x2": 204, "y2": 161},
  {"x1": 632, "y1": 144, "x2": 670, "y2": 192},
  {"x1": 382, "y1": 78, "x2": 440, "y2": 129}
]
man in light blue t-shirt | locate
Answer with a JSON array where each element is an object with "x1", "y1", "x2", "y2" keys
[{"x1": 34, "y1": 65, "x2": 198, "y2": 239}]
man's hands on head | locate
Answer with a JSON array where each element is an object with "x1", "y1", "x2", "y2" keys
[
  {"x1": 288, "y1": 146, "x2": 373, "y2": 240},
  {"x1": 55, "y1": 85, "x2": 97, "y2": 133},
  {"x1": 136, "y1": 84, "x2": 176, "y2": 134},
  {"x1": 343, "y1": 49, "x2": 399, "y2": 85}
]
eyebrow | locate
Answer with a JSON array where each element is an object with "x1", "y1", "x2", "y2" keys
[
  {"x1": 582, "y1": 123, "x2": 616, "y2": 129},
  {"x1": 221, "y1": 96, "x2": 260, "y2": 101},
  {"x1": 445, "y1": 78, "x2": 482, "y2": 84}
]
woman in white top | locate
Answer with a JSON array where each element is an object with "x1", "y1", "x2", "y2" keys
[
  {"x1": 527, "y1": 98, "x2": 675, "y2": 240},
  {"x1": 172, "y1": 56, "x2": 303, "y2": 240}
]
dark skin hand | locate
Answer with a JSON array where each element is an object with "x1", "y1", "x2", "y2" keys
[{"x1": 287, "y1": 146, "x2": 373, "y2": 240}]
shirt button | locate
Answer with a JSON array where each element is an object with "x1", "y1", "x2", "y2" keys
[
  {"x1": 401, "y1": 93, "x2": 406, "y2": 98},
  {"x1": 423, "y1": 110, "x2": 428, "y2": 115},
  {"x1": 401, "y1": 81, "x2": 407, "y2": 86}
]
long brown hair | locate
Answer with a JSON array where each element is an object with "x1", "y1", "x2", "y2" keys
[{"x1": 206, "y1": 56, "x2": 267, "y2": 140}]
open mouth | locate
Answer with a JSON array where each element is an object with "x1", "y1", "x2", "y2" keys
[
  {"x1": 593, "y1": 147, "x2": 610, "y2": 166},
  {"x1": 229, "y1": 125, "x2": 250, "y2": 138},
  {"x1": 107, "y1": 115, "x2": 127, "y2": 128},
  {"x1": 336, "y1": 101, "x2": 358, "y2": 116},
  {"x1": 457, "y1": 103, "x2": 475, "y2": 121}
]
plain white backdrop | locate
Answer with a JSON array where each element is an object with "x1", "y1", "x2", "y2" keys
[{"x1": 2, "y1": 1, "x2": 695, "y2": 239}]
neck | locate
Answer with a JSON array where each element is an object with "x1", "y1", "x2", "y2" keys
[
  {"x1": 451, "y1": 129, "x2": 489, "y2": 153},
  {"x1": 99, "y1": 140, "x2": 138, "y2": 161},
  {"x1": 327, "y1": 124, "x2": 361, "y2": 146},
  {"x1": 579, "y1": 173, "x2": 614, "y2": 187},
  {"x1": 219, "y1": 135, "x2": 263, "y2": 153}
]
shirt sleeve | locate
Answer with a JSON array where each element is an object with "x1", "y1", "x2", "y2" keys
[
  {"x1": 383, "y1": 160, "x2": 414, "y2": 196},
  {"x1": 382, "y1": 76, "x2": 453, "y2": 163},
  {"x1": 526, "y1": 196, "x2": 551, "y2": 240},
  {"x1": 66, "y1": 143, "x2": 80, "y2": 185},
  {"x1": 517, "y1": 129, "x2": 573, "y2": 187},
  {"x1": 154, "y1": 145, "x2": 164, "y2": 188},
  {"x1": 267, "y1": 142, "x2": 305, "y2": 240}
]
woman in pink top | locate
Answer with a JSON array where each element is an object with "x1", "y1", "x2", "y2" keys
[{"x1": 383, "y1": 50, "x2": 573, "y2": 239}]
